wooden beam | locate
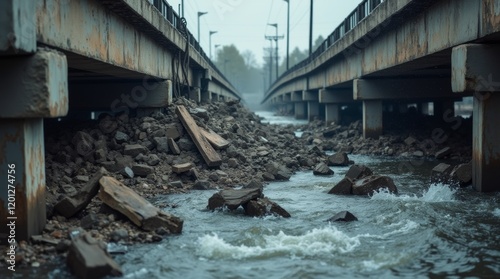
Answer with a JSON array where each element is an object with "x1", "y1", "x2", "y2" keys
[
  {"x1": 175, "y1": 105, "x2": 222, "y2": 167},
  {"x1": 199, "y1": 127, "x2": 230, "y2": 150}
]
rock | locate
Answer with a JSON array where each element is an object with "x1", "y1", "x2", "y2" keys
[
  {"x1": 72, "y1": 131, "x2": 94, "y2": 156},
  {"x1": 345, "y1": 165, "x2": 373, "y2": 180},
  {"x1": 146, "y1": 154, "x2": 160, "y2": 166},
  {"x1": 244, "y1": 198, "x2": 291, "y2": 218},
  {"x1": 177, "y1": 138, "x2": 194, "y2": 151},
  {"x1": 54, "y1": 169, "x2": 107, "y2": 218},
  {"x1": 56, "y1": 240, "x2": 71, "y2": 253},
  {"x1": 208, "y1": 188, "x2": 263, "y2": 210},
  {"x1": 326, "y1": 211, "x2": 358, "y2": 222},
  {"x1": 227, "y1": 158, "x2": 239, "y2": 168},
  {"x1": 80, "y1": 213, "x2": 99, "y2": 230},
  {"x1": 352, "y1": 175, "x2": 398, "y2": 195},
  {"x1": 123, "y1": 144, "x2": 148, "y2": 157},
  {"x1": 67, "y1": 232, "x2": 123, "y2": 279},
  {"x1": 74, "y1": 175, "x2": 90, "y2": 183},
  {"x1": 435, "y1": 147, "x2": 452, "y2": 159},
  {"x1": 431, "y1": 163, "x2": 453, "y2": 184},
  {"x1": 323, "y1": 127, "x2": 340, "y2": 137},
  {"x1": 262, "y1": 172, "x2": 275, "y2": 181},
  {"x1": 413, "y1": 151, "x2": 424, "y2": 157},
  {"x1": 192, "y1": 180, "x2": 210, "y2": 190},
  {"x1": 110, "y1": 228, "x2": 129, "y2": 242},
  {"x1": 123, "y1": 167, "x2": 134, "y2": 178},
  {"x1": 275, "y1": 168, "x2": 292, "y2": 181},
  {"x1": 404, "y1": 136, "x2": 418, "y2": 146},
  {"x1": 450, "y1": 162, "x2": 472, "y2": 187},
  {"x1": 114, "y1": 131, "x2": 129, "y2": 144},
  {"x1": 244, "y1": 180, "x2": 263, "y2": 190},
  {"x1": 99, "y1": 176, "x2": 183, "y2": 233},
  {"x1": 313, "y1": 162, "x2": 334, "y2": 176},
  {"x1": 131, "y1": 164, "x2": 154, "y2": 177},
  {"x1": 209, "y1": 172, "x2": 219, "y2": 182},
  {"x1": 190, "y1": 108, "x2": 209, "y2": 121},
  {"x1": 167, "y1": 138, "x2": 181, "y2": 155},
  {"x1": 328, "y1": 152, "x2": 349, "y2": 167},
  {"x1": 165, "y1": 125, "x2": 181, "y2": 141},
  {"x1": 153, "y1": 137, "x2": 169, "y2": 153},
  {"x1": 170, "y1": 181, "x2": 183, "y2": 188},
  {"x1": 327, "y1": 177, "x2": 353, "y2": 195},
  {"x1": 172, "y1": 162, "x2": 193, "y2": 174}
]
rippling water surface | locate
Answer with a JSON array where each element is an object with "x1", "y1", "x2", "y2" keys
[{"x1": 17, "y1": 112, "x2": 500, "y2": 279}]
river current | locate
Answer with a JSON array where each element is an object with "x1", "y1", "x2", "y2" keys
[{"x1": 13, "y1": 111, "x2": 500, "y2": 278}]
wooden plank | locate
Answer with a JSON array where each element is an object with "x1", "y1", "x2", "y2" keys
[
  {"x1": 199, "y1": 127, "x2": 230, "y2": 150},
  {"x1": 98, "y1": 176, "x2": 183, "y2": 233},
  {"x1": 175, "y1": 105, "x2": 222, "y2": 167}
]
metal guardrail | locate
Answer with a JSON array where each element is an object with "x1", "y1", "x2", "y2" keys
[
  {"x1": 150, "y1": 0, "x2": 237, "y2": 96},
  {"x1": 267, "y1": 0, "x2": 384, "y2": 94}
]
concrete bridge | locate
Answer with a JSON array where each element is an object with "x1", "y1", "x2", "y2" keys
[
  {"x1": 262, "y1": 0, "x2": 500, "y2": 193},
  {"x1": 0, "y1": 0, "x2": 238, "y2": 242}
]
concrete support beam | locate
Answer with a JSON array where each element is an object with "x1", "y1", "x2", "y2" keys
[
  {"x1": 0, "y1": 0, "x2": 36, "y2": 55},
  {"x1": 363, "y1": 100, "x2": 383, "y2": 139},
  {"x1": 70, "y1": 80, "x2": 173, "y2": 111},
  {"x1": 295, "y1": 102, "x2": 306, "y2": 119},
  {"x1": 325, "y1": 104, "x2": 340, "y2": 124},
  {"x1": 0, "y1": 50, "x2": 68, "y2": 118},
  {"x1": 303, "y1": 90, "x2": 318, "y2": 101},
  {"x1": 291, "y1": 91, "x2": 303, "y2": 102},
  {"x1": 0, "y1": 119, "x2": 47, "y2": 243},
  {"x1": 452, "y1": 44, "x2": 500, "y2": 93},
  {"x1": 473, "y1": 94, "x2": 500, "y2": 192},
  {"x1": 308, "y1": 102, "x2": 320, "y2": 121},
  {"x1": 319, "y1": 88, "x2": 353, "y2": 103},
  {"x1": 354, "y1": 78, "x2": 462, "y2": 100}
]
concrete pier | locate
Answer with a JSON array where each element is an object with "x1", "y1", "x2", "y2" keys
[{"x1": 362, "y1": 100, "x2": 383, "y2": 139}]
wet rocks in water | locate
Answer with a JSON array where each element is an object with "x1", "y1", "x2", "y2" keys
[
  {"x1": 327, "y1": 152, "x2": 350, "y2": 166},
  {"x1": 450, "y1": 162, "x2": 472, "y2": 187},
  {"x1": 244, "y1": 197, "x2": 291, "y2": 218},
  {"x1": 431, "y1": 163, "x2": 453, "y2": 184},
  {"x1": 327, "y1": 211, "x2": 358, "y2": 222},
  {"x1": 345, "y1": 164, "x2": 373, "y2": 180},
  {"x1": 352, "y1": 175, "x2": 398, "y2": 195},
  {"x1": 328, "y1": 177, "x2": 354, "y2": 195},
  {"x1": 98, "y1": 176, "x2": 183, "y2": 233},
  {"x1": 313, "y1": 162, "x2": 334, "y2": 176},
  {"x1": 67, "y1": 231, "x2": 123, "y2": 279},
  {"x1": 192, "y1": 180, "x2": 211, "y2": 190},
  {"x1": 265, "y1": 162, "x2": 292, "y2": 181},
  {"x1": 208, "y1": 188, "x2": 263, "y2": 210}
]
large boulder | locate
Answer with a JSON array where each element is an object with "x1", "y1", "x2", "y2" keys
[
  {"x1": 244, "y1": 198, "x2": 291, "y2": 218},
  {"x1": 326, "y1": 211, "x2": 358, "y2": 222},
  {"x1": 328, "y1": 177, "x2": 353, "y2": 195},
  {"x1": 327, "y1": 152, "x2": 349, "y2": 166},
  {"x1": 313, "y1": 162, "x2": 334, "y2": 176},
  {"x1": 352, "y1": 175, "x2": 398, "y2": 195},
  {"x1": 208, "y1": 188, "x2": 263, "y2": 210},
  {"x1": 345, "y1": 165, "x2": 373, "y2": 180},
  {"x1": 450, "y1": 162, "x2": 472, "y2": 187},
  {"x1": 431, "y1": 163, "x2": 453, "y2": 184}
]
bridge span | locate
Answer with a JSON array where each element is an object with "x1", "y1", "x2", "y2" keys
[
  {"x1": 0, "y1": 0, "x2": 238, "y2": 242},
  {"x1": 262, "y1": 0, "x2": 500, "y2": 193}
]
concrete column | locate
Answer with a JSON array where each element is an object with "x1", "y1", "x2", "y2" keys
[
  {"x1": 452, "y1": 44, "x2": 500, "y2": 192},
  {"x1": 201, "y1": 91, "x2": 212, "y2": 103},
  {"x1": 418, "y1": 102, "x2": 429, "y2": 115},
  {"x1": 362, "y1": 100, "x2": 383, "y2": 139},
  {"x1": 472, "y1": 94, "x2": 500, "y2": 192},
  {"x1": 0, "y1": 49, "x2": 68, "y2": 243},
  {"x1": 325, "y1": 104, "x2": 340, "y2": 124},
  {"x1": 286, "y1": 104, "x2": 294, "y2": 115},
  {"x1": 189, "y1": 87, "x2": 201, "y2": 103},
  {"x1": 398, "y1": 103, "x2": 409, "y2": 114},
  {"x1": 295, "y1": 102, "x2": 306, "y2": 119},
  {"x1": 308, "y1": 102, "x2": 320, "y2": 121}
]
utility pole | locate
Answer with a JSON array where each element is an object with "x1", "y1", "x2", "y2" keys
[
  {"x1": 209, "y1": 31, "x2": 217, "y2": 59},
  {"x1": 284, "y1": 0, "x2": 290, "y2": 70},
  {"x1": 197, "y1": 12, "x2": 207, "y2": 43},
  {"x1": 264, "y1": 40, "x2": 273, "y2": 84},
  {"x1": 309, "y1": 0, "x2": 313, "y2": 55},
  {"x1": 266, "y1": 23, "x2": 284, "y2": 81}
]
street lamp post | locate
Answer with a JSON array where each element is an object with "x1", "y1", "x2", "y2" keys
[
  {"x1": 197, "y1": 12, "x2": 207, "y2": 43},
  {"x1": 284, "y1": 0, "x2": 290, "y2": 70},
  {"x1": 209, "y1": 31, "x2": 218, "y2": 59},
  {"x1": 309, "y1": 0, "x2": 313, "y2": 55},
  {"x1": 214, "y1": 44, "x2": 221, "y2": 60}
]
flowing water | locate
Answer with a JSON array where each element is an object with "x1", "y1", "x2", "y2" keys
[{"x1": 11, "y1": 112, "x2": 500, "y2": 279}]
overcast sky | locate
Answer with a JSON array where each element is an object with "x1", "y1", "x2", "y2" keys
[{"x1": 166, "y1": 0, "x2": 362, "y2": 66}]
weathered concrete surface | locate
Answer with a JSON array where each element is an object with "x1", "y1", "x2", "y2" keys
[
  {"x1": 0, "y1": 49, "x2": 68, "y2": 118},
  {"x1": 319, "y1": 88, "x2": 353, "y2": 104},
  {"x1": 362, "y1": 100, "x2": 383, "y2": 139},
  {"x1": 0, "y1": 119, "x2": 46, "y2": 243},
  {"x1": 0, "y1": 0, "x2": 36, "y2": 54}
]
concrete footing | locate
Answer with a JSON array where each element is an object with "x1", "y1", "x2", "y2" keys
[
  {"x1": 295, "y1": 102, "x2": 306, "y2": 119},
  {"x1": 325, "y1": 104, "x2": 340, "y2": 124},
  {"x1": 308, "y1": 102, "x2": 319, "y2": 121}
]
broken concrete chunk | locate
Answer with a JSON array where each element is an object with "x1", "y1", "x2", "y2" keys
[
  {"x1": 123, "y1": 144, "x2": 148, "y2": 157},
  {"x1": 172, "y1": 162, "x2": 194, "y2": 174},
  {"x1": 352, "y1": 175, "x2": 398, "y2": 195},
  {"x1": 244, "y1": 198, "x2": 291, "y2": 218},
  {"x1": 207, "y1": 188, "x2": 263, "y2": 210},
  {"x1": 435, "y1": 147, "x2": 452, "y2": 159},
  {"x1": 345, "y1": 164, "x2": 373, "y2": 180},
  {"x1": 313, "y1": 162, "x2": 334, "y2": 176},
  {"x1": 327, "y1": 152, "x2": 349, "y2": 166},
  {"x1": 167, "y1": 138, "x2": 181, "y2": 155},
  {"x1": 328, "y1": 177, "x2": 354, "y2": 195}
]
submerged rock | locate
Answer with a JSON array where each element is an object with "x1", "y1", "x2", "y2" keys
[
  {"x1": 327, "y1": 152, "x2": 350, "y2": 166},
  {"x1": 328, "y1": 177, "x2": 353, "y2": 195},
  {"x1": 352, "y1": 175, "x2": 398, "y2": 195},
  {"x1": 313, "y1": 162, "x2": 334, "y2": 176},
  {"x1": 345, "y1": 165, "x2": 373, "y2": 180},
  {"x1": 207, "y1": 188, "x2": 263, "y2": 210},
  {"x1": 244, "y1": 197, "x2": 291, "y2": 218},
  {"x1": 326, "y1": 211, "x2": 358, "y2": 222}
]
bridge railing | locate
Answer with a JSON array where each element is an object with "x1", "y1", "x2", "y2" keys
[
  {"x1": 150, "y1": 0, "x2": 237, "y2": 95},
  {"x1": 267, "y1": 0, "x2": 384, "y2": 94}
]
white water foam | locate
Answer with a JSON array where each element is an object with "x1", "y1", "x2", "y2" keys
[
  {"x1": 370, "y1": 183, "x2": 457, "y2": 202},
  {"x1": 493, "y1": 208, "x2": 500, "y2": 217},
  {"x1": 196, "y1": 226, "x2": 360, "y2": 260}
]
